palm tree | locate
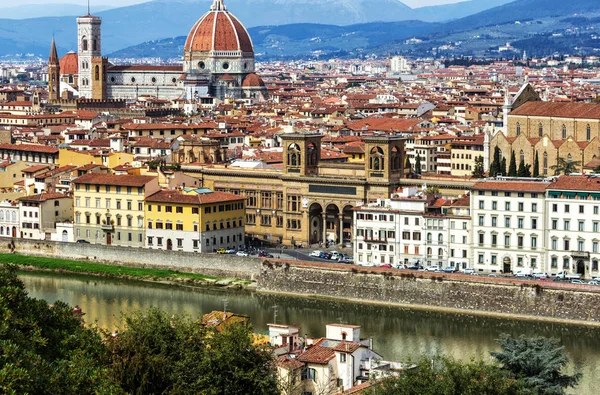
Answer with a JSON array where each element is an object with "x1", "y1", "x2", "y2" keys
[{"x1": 551, "y1": 157, "x2": 581, "y2": 175}]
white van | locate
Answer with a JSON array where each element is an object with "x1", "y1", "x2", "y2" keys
[{"x1": 514, "y1": 268, "x2": 533, "y2": 278}]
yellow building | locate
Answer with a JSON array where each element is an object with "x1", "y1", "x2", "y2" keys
[
  {"x1": 145, "y1": 188, "x2": 245, "y2": 252},
  {"x1": 73, "y1": 174, "x2": 160, "y2": 246},
  {"x1": 0, "y1": 160, "x2": 29, "y2": 190},
  {"x1": 58, "y1": 148, "x2": 134, "y2": 169}
]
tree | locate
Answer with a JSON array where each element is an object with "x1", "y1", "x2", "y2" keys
[
  {"x1": 551, "y1": 157, "x2": 582, "y2": 175},
  {"x1": 490, "y1": 146, "x2": 502, "y2": 177},
  {"x1": 533, "y1": 151, "x2": 540, "y2": 177},
  {"x1": 0, "y1": 264, "x2": 121, "y2": 395},
  {"x1": 509, "y1": 151, "x2": 518, "y2": 176},
  {"x1": 472, "y1": 155, "x2": 485, "y2": 178},
  {"x1": 106, "y1": 308, "x2": 279, "y2": 395},
  {"x1": 369, "y1": 355, "x2": 526, "y2": 395},
  {"x1": 517, "y1": 161, "x2": 531, "y2": 178},
  {"x1": 500, "y1": 157, "x2": 507, "y2": 176},
  {"x1": 491, "y1": 334, "x2": 581, "y2": 394},
  {"x1": 415, "y1": 155, "x2": 422, "y2": 175},
  {"x1": 405, "y1": 155, "x2": 413, "y2": 173}
]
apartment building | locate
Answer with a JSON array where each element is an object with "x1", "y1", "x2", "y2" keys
[
  {"x1": 72, "y1": 174, "x2": 160, "y2": 246},
  {"x1": 144, "y1": 188, "x2": 245, "y2": 252},
  {"x1": 17, "y1": 193, "x2": 72, "y2": 240},
  {"x1": 471, "y1": 179, "x2": 549, "y2": 274}
]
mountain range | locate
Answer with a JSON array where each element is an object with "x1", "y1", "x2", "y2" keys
[
  {"x1": 0, "y1": 3, "x2": 114, "y2": 19},
  {"x1": 0, "y1": 0, "x2": 511, "y2": 57},
  {"x1": 2, "y1": 0, "x2": 600, "y2": 60}
]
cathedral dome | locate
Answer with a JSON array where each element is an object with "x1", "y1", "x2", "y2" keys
[
  {"x1": 184, "y1": 0, "x2": 253, "y2": 54},
  {"x1": 59, "y1": 51, "x2": 78, "y2": 75},
  {"x1": 242, "y1": 73, "x2": 265, "y2": 88}
]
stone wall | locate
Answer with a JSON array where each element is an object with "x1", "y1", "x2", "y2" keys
[
  {"x1": 0, "y1": 238, "x2": 261, "y2": 280},
  {"x1": 257, "y1": 261, "x2": 600, "y2": 323}
]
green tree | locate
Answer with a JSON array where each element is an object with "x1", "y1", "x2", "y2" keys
[
  {"x1": 0, "y1": 264, "x2": 121, "y2": 395},
  {"x1": 551, "y1": 157, "x2": 582, "y2": 175},
  {"x1": 415, "y1": 155, "x2": 422, "y2": 175},
  {"x1": 500, "y1": 157, "x2": 507, "y2": 176},
  {"x1": 405, "y1": 155, "x2": 413, "y2": 173},
  {"x1": 517, "y1": 161, "x2": 531, "y2": 178},
  {"x1": 533, "y1": 151, "x2": 540, "y2": 177},
  {"x1": 491, "y1": 334, "x2": 581, "y2": 394},
  {"x1": 490, "y1": 146, "x2": 502, "y2": 176},
  {"x1": 472, "y1": 155, "x2": 485, "y2": 178},
  {"x1": 369, "y1": 355, "x2": 526, "y2": 395},
  {"x1": 509, "y1": 151, "x2": 518, "y2": 176},
  {"x1": 107, "y1": 308, "x2": 279, "y2": 395}
]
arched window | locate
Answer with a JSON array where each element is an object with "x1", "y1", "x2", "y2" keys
[
  {"x1": 587, "y1": 124, "x2": 591, "y2": 141},
  {"x1": 307, "y1": 143, "x2": 318, "y2": 167},
  {"x1": 369, "y1": 147, "x2": 385, "y2": 171},
  {"x1": 95, "y1": 65, "x2": 100, "y2": 81},
  {"x1": 562, "y1": 124, "x2": 567, "y2": 139},
  {"x1": 543, "y1": 152, "x2": 548, "y2": 176},
  {"x1": 82, "y1": 38, "x2": 88, "y2": 51},
  {"x1": 516, "y1": 122, "x2": 521, "y2": 136},
  {"x1": 427, "y1": 233, "x2": 432, "y2": 242},
  {"x1": 520, "y1": 150, "x2": 524, "y2": 164},
  {"x1": 538, "y1": 123, "x2": 543, "y2": 137},
  {"x1": 93, "y1": 39, "x2": 97, "y2": 52},
  {"x1": 568, "y1": 153, "x2": 573, "y2": 164},
  {"x1": 0, "y1": 211, "x2": 4, "y2": 221},
  {"x1": 438, "y1": 248, "x2": 443, "y2": 258},
  {"x1": 288, "y1": 143, "x2": 301, "y2": 167},
  {"x1": 438, "y1": 234, "x2": 443, "y2": 243}
]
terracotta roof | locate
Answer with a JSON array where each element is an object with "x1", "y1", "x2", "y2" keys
[
  {"x1": 145, "y1": 190, "x2": 244, "y2": 205},
  {"x1": 0, "y1": 143, "x2": 58, "y2": 154},
  {"x1": 548, "y1": 175, "x2": 600, "y2": 192},
  {"x1": 511, "y1": 101, "x2": 600, "y2": 119},
  {"x1": 297, "y1": 343, "x2": 335, "y2": 364},
  {"x1": 277, "y1": 355, "x2": 304, "y2": 370},
  {"x1": 73, "y1": 173, "x2": 157, "y2": 187},
  {"x1": 242, "y1": 73, "x2": 265, "y2": 88},
  {"x1": 59, "y1": 52, "x2": 78, "y2": 75},
  {"x1": 184, "y1": 6, "x2": 253, "y2": 53},
  {"x1": 22, "y1": 165, "x2": 50, "y2": 173},
  {"x1": 18, "y1": 193, "x2": 69, "y2": 202},
  {"x1": 331, "y1": 341, "x2": 362, "y2": 353},
  {"x1": 473, "y1": 180, "x2": 549, "y2": 192}
]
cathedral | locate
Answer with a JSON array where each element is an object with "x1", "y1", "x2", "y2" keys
[{"x1": 48, "y1": 0, "x2": 267, "y2": 102}]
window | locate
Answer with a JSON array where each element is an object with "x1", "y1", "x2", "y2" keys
[
  {"x1": 518, "y1": 202, "x2": 524, "y2": 211},
  {"x1": 578, "y1": 240, "x2": 584, "y2": 251},
  {"x1": 301, "y1": 368, "x2": 316, "y2": 381},
  {"x1": 478, "y1": 254, "x2": 484, "y2": 264},
  {"x1": 492, "y1": 201, "x2": 497, "y2": 210},
  {"x1": 505, "y1": 217, "x2": 511, "y2": 228},
  {"x1": 564, "y1": 220, "x2": 570, "y2": 231},
  {"x1": 564, "y1": 239, "x2": 570, "y2": 251},
  {"x1": 531, "y1": 236, "x2": 537, "y2": 249},
  {"x1": 479, "y1": 200, "x2": 484, "y2": 209},
  {"x1": 531, "y1": 203, "x2": 537, "y2": 213},
  {"x1": 518, "y1": 236, "x2": 523, "y2": 248},
  {"x1": 491, "y1": 255, "x2": 497, "y2": 265},
  {"x1": 595, "y1": 222, "x2": 599, "y2": 232},
  {"x1": 587, "y1": 124, "x2": 591, "y2": 141},
  {"x1": 579, "y1": 221, "x2": 585, "y2": 232},
  {"x1": 539, "y1": 123, "x2": 543, "y2": 137},
  {"x1": 552, "y1": 239, "x2": 558, "y2": 250},
  {"x1": 551, "y1": 257, "x2": 558, "y2": 268},
  {"x1": 166, "y1": 206, "x2": 172, "y2": 213},
  {"x1": 127, "y1": 201, "x2": 132, "y2": 211},
  {"x1": 552, "y1": 203, "x2": 557, "y2": 212},
  {"x1": 491, "y1": 234, "x2": 497, "y2": 247},
  {"x1": 516, "y1": 122, "x2": 521, "y2": 136},
  {"x1": 176, "y1": 206, "x2": 183, "y2": 214},
  {"x1": 552, "y1": 219, "x2": 558, "y2": 230},
  {"x1": 595, "y1": 206, "x2": 600, "y2": 215},
  {"x1": 563, "y1": 257, "x2": 570, "y2": 269},
  {"x1": 478, "y1": 233, "x2": 484, "y2": 246},
  {"x1": 579, "y1": 205, "x2": 585, "y2": 214},
  {"x1": 562, "y1": 124, "x2": 567, "y2": 139},
  {"x1": 517, "y1": 218, "x2": 524, "y2": 229},
  {"x1": 505, "y1": 202, "x2": 510, "y2": 211},
  {"x1": 478, "y1": 215, "x2": 484, "y2": 226},
  {"x1": 505, "y1": 235, "x2": 510, "y2": 247},
  {"x1": 565, "y1": 205, "x2": 570, "y2": 213},
  {"x1": 594, "y1": 242, "x2": 599, "y2": 253},
  {"x1": 531, "y1": 218, "x2": 537, "y2": 229},
  {"x1": 491, "y1": 217, "x2": 497, "y2": 227},
  {"x1": 176, "y1": 223, "x2": 183, "y2": 231}
]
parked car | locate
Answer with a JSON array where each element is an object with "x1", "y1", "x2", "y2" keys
[
  {"x1": 394, "y1": 264, "x2": 407, "y2": 270},
  {"x1": 76, "y1": 239, "x2": 90, "y2": 244},
  {"x1": 514, "y1": 269, "x2": 533, "y2": 278},
  {"x1": 380, "y1": 264, "x2": 393, "y2": 269},
  {"x1": 225, "y1": 248, "x2": 236, "y2": 254},
  {"x1": 557, "y1": 271, "x2": 582, "y2": 280},
  {"x1": 216, "y1": 248, "x2": 226, "y2": 254},
  {"x1": 310, "y1": 250, "x2": 323, "y2": 257},
  {"x1": 330, "y1": 252, "x2": 341, "y2": 260},
  {"x1": 533, "y1": 271, "x2": 548, "y2": 279},
  {"x1": 339, "y1": 257, "x2": 354, "y2": 264},
  {"x1": 408, "y1": 264, "x2": 423, "y2": 270},
  {"x1": 442, "y1": 266, "x2": 457, "y2": 273},
  {"x1": 319, "y1": 252, "x2": 332, "y2": 260},
  {"x1": 588, "y1": 280, "x2": 599, "y2": 286},
  {"x1": 461, "y1": 268, "x2": 475, "y2": 275},
  {"x1": 425, "y1": 265, "x2": 440, "y2": 272},
  {"x1": 236, "y1": 251, "x2": 248, "y2": 257},
  {"x1": 571, "y1": 279, "x2": 585, "y2": 285}
]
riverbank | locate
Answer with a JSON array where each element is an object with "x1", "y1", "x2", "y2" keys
[{"x1": 0, "y1": 253, "x2": 252, "y2": 289}]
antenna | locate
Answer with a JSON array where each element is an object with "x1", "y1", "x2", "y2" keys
[
  {"x1": 88, "y1": 0, "x2": 90, "y2": 15},
  {"x1": 272, "y1": 305, "x2": 278, "y2": 325},
  {"x1": 222, "y1": 298, "x2": 229, "y2": 313}
]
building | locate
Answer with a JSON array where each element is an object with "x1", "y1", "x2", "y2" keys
[
  {"x1": 545, "y1": 176, "x2": 600, "y2": 279},
  {"x1": 17, "y1": 193, "x2": 73, "y2": 240},
  {"x1": 450, "y1": 134, "x2": 485, "y2": 177},
  {"x1": 72, "y1": 174, "x2": 160, "y2": 246},
  {"x1": 0, "y1": 200, "x2": 19, "y2": 238},
  {"x1": 471, "y1": 179, "x2": 549, "y2": 274},
  {"x1": 54, "y1": 0, "x2": 267, "y2": 101},
  {"x1": 0, "y1": 144, "x2": 59, "y2": 166},
  {"x1": 144, "y1": 188, "x2": 245, "y2": 252},
  {"x1": 184, "y1": 133, "x2": 409, "y2": 247}
]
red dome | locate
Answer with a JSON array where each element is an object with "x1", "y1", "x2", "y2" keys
[
  {"x1": 242, "y1": 73, "x2": 265, "y2": 88},
  {"x1": 60, "y1": 52, "x2": 78, "y2": 75},
  {"x1": 184, "y1": 3, "x2": 253, "y2": 53}
]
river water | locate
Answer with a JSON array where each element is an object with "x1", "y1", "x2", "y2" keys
[{"x1": 21, "y1": 271, "x2": 600, "y2": 394}]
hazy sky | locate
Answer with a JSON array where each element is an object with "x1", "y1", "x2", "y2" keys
[{"x1": 0, "y1": 0, "x2": 470, "y2": 9}]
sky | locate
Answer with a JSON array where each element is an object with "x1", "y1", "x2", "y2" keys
[{"x1": 0, "y1": 0, "x2": 471, "y2": 9}]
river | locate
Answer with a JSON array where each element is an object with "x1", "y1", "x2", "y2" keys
[{"x1": 21, "y1": 271, "x2": 600, "y2": 394}]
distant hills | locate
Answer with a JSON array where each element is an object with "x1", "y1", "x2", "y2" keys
[
  {"x1": 0, "y1": 0, "x2": 512, "y2": 58},
  {"x1": 2, "y1": 0, "x2": 600, "y2": 60},
  {"x1": 0, "y1": 3, "x2": 114, "y2": 19}
]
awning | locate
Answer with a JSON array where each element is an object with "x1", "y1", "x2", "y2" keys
[
  {"x1": 577, "y1": 192, "x2": 589, "y2": 198},
  {"x1": 563, "y1": 192, "x2": 577, "y2": 198},
  {"x1": 548, "y1": 191, "x2": 561, "y2": 198}
]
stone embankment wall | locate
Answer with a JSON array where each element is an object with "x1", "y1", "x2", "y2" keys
[
  {"x1": 257, "y1": 260, "x2": 600, "y2": 323},
  {"x1": 0, "y1": 239, "x2": 261, "y2": 280}
]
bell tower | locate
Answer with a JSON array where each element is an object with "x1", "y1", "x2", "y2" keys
[
  {"x1": 280, "y1": 132, "x2": 322, "y2": 176},
  {"x1": 48, "y1": 37, "x2": 60, "y2": 103},
  {"x1": 363, "y1": 135, "x2": 405, "y2": 182},
  {"x1": 77, "y1": 12, "x2": 102, "y2": 99}
]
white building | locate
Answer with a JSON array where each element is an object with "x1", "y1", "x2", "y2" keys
[
  {"x1": 0, "y1": 200, "x2": 19, "y2": 238},
  {"x1": 17, "y1": 193, "x2": 73, "y2": 240},
  {"x1": 471, "y1": 179, "x2": 549, "y2": 274},
  {"x1": 390, "y1": 56, "x2": 410, "y2": 73}
]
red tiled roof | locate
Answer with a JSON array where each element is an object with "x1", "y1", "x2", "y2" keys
[
  {"x1": 510, "y1": 101, "x2": 600, "y2": 119},
  {"x1": 473, "y1": 180, "x2": 549, "y2": 192},
  {"x1": 0, "y1": 143, "x2": 58, "y2": 154},
  {"x1": 145, "y1": 190, "x2": 244, "y2": 205},
  {"x1": 73, "y1": 174, "x2": 157, "y2": 187},
  {"x1": 18, "y1": 193, "x2": 70, "y2": 202},
  {"x1": 297, "y1": 343, "x2": 335, "y2": 365},
  {"x1": 548, "y1": 175, "x2": 600, "y2": 192}
]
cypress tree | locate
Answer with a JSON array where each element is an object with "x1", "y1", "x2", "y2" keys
[
  {"x1": 509, "y1": 151, "x2": 518, "y2": 176},
  {"x1": 500, "y1": 157, "x2": 507, "y2": 176},
  {"x1": 415, "y1": 155, "x2": 422, "y2": 174},
  {"x1": 517, "y1": 160, "x2": 526, "y2": 177},
  {"x1": 533, "y1": 151, "x2": 540, "y2": 177}
]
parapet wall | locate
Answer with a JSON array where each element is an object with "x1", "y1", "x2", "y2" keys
[
  {"x1": 257, "y1": 260, "x2": 600, "y2": 323},
  {"x1": 0, "y1": 239, "x2": 261, "y2": 280}
]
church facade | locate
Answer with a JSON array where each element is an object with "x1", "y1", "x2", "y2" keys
[{"x1": 50, "y1": 0, "x2": 267, "y2": 102}]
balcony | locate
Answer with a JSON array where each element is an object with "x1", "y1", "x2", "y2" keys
[
  {"x1": 571, "y1": 251, "x2": 590, "y2": 260},
  {"x1": 101, "y1": 224, "x2": 114, "y2": 231}
]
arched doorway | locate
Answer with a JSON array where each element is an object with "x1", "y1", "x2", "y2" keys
[
  {"x1": 577, "y1": 260, "x2": 585, "y2": 276},
  {"x1": 325, "y1": 204, "x2": 340, "y2": 244},
  {"x1": 167, "y1": 239, "x2": 173, "y2": 251},
  {"x1": 62, "y1": 230, "x2": 68, "y2": 242},
  {"x1": 309, "y1": 203, "x2": 323, "y2": 245},
  {"x1": 106, "y1": 232, "x2": 112, "y2": 245},
  {"x1": 503, "y1": 256, "x2": 511, "y2": 274},
  {"x1": 12, "y1": 227, "x2": 16, "y2": 238}
]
